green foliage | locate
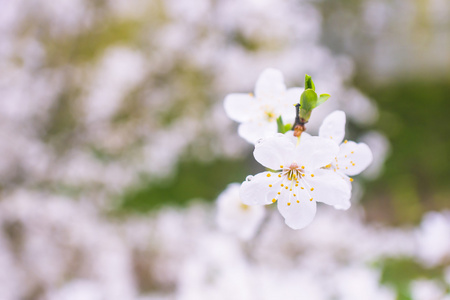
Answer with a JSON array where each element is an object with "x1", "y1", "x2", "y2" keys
[
  {"x1": 317, "y1": 94, "x2": 331, "y2": 106},
  {"x1": 359, "y1": 79, "x2": 450, "y2": 224},
  {"x1": 117, "y1": 158, "x2": 249, "y2": 213},
  {"x1": 276, "y1": 116, "x2": 291, "y2": 134},
  {"x1": 377, "y1": 257, "x2": 446, "y2": 300}
]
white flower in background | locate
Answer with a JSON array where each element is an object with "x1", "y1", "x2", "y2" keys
[
  {"x1": 410, "y1": 279, "x2": 448, "y2": 300},
  {"x1": 415, "y1": 211, "x2": 450, "y2": 266},
  {"x1": 318, "y1": 110, "x2": 373, "y2": 209},
  {"x1": 240, "y1": 133, "x2": 351, "y2": 229},
  {"x1": 224, "y1": 68, "x2": 303, "y2": 144},
  {"x1": 216, "y1": 183, "x2": 265, "y2": 240}
]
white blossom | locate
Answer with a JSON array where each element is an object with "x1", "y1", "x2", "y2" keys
[
  {"x1": 216, "y1": 183, "x2": 265, "y2": 240},
  {"x1": 318, "y1": 110, "x2": 373, "y2": 209},
  {"x1": 240, "y1": 133, "x2": 351, "y2": 229},
  {"x1": 224, "y1": 68, "x2": 302, "y2": 144}
]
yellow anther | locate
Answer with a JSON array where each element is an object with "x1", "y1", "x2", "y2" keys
[
  {"x1": 278, "y1": 174, "x2": 282, "y2": 178},
  {"x1": 281, "y1": 184, "x2": 284, "y2": 187},
  {"x1": 352, "y1": 163, "x2": 355, "y2": 166},
  {"x1": 345, "y1": 167, "x2": 348, "y2": 170},
  {"x1": 310, "y1": 188, "x2": 314, "y2": 191},
  {"x1": 334, "y1": 169, "x2": 336, "y2": 172},
  {"x1": 301, "y1": 165, "x2": 305, "y2": 169},
  {"x1": 287, "y1": 202, "x2": 291, "y2": 206},
  {"x1": 290, "y1": 188, "x2": 292, "y2": 191},
  {"x1": 280, "y1": 165, "x2": 283, "y2": 168},
  {"x1": 351, "y1": 151, "x2": 354, "y2": 154},
  {"x1": 325, "y1": 164, "x2": 331, "y2": 168},
  {"x1": 293, "y1": 194, "x2": 296, "y2": 197},
  {"x1": 344, "y1": 140, "x2": 348, "y2": 143},
  {"x1": 272, "y1": 199, "x2": 276, "y2": 203},
  {"x1": 278, "y1": 192, "x2": 281, "y2": 195},
  {"x1": 267, "y1": 173, "x2": 271, "y2": 177},
  {"x1": 269, "y1": 184, "x2": 272, "y2": 187},
  {"x1": 302, "y1": 174, "x2": 305, "y2": 177},
  {"x1": 301, "y1": 187, "x2": 304, "y2": 190},
  {"x1": 295, "y1": 184, "x2": 298, "y2": 187},
  {"x1": 297, "y1": 200, "x2": 300, "y2": 203},
  {"x1": 345, "y1": 155, "x2": 347, "y2": 158},
  {"x1": 350, "y1": 178, "x2": 354, "y2": 182},
  {"x1": 310, "y1": 198, "x2": 313, "y2": 201},
  {"x1": 285, "y1": 186, "x2": 288, "y2": 190},
  {"x1": 311, "y1": 174, "x2": 315, "y2": 177}
]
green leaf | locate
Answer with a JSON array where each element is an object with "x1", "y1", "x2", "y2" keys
[
  {"x1": 284, "y1": 124, "x2": 292, "y2": 133},
  {"x1": 316, "y1": 94, "x2": 330, "y2": 107},
  {"x1": 304, "y1": 74, "x2": 315, "y2": 91},
  {"x1": 300, "y1": 89, "x2": 318, "y2": 111},
  {"x1": 276, "y1": 116, "x2": 285, "y2": 133}
]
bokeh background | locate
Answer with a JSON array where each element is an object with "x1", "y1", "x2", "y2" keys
[{"x1": 0, "y1": 0, "x2": 449, "y2": 299}]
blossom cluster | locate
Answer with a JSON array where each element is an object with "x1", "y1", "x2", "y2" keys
[{"x1": 223, "y1": 69, "x2": 373, "y2": 229}]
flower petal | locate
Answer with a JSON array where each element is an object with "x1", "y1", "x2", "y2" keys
[
  {"x1": 294, "y1": 136, "x2": 339, "y2": 170},
  {"x1": 277, "y1": 190, "x2": 317, "y2": 230},
  {"x1": 224, "y1": 93, "x2": 256, "y2": 123},
  {"x1": 255, "y1": 68, "x2": 286, "y2": 99},
  {"x1": 238, "y1": 121, "x2": 277, "y2": 144},
  {"x1": 240, "y1": 172, "x2": 280, "y2": 205},
  {"x1": 337, "y1": 141, "x2": 373, "y2": 176},
  {"x1": 253, "y1": 134, "x2": 295, "y2": 170},
  {"x1": 305, "y1": 169, "x2": 352, "y2": 209},
  {"x1": 319, "y1": 110, "x2": 346, "y2": 145}
]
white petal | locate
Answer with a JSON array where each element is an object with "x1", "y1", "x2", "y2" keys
[
  {"x1": 240, "y1": 172, "x2": 280, "y2": 205},
  {"x1": 238, "y1": 121, "x2": 277, "y2": 144},
  {"x1": 278, "y1": 87, "x2": 303, "y2": 122},
  {"x1": 253, "y1": 134, "x2": 295, "y2": 170},
  {"x1": 295, "y1": 136, "x2": 339, "y2": 170},
  {"x1": 338, "y1": 141, "x2": 373, "y2": 176},
  {"x1": 319, "y1": 110, "x2": 346, "y2": 145},
  {"x1": 277, "y1": 190, "x2": 317, "y2": 230},
  {"x1": 305, "y1": 169, "x2": 352, "y2": 209},
  {"x1": 224, "y1": 93, "x2": 256, "y2": 122},
  {"x1": 255, "y1": 68, "x2": 286, "y2": 99}
]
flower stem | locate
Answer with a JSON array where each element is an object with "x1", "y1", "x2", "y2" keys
[{"x1": 291, "y1": 103, "x2": 307, "y2": 137}]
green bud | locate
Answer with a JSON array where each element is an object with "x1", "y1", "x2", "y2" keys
[
  {"x1": 299, "y1": 89, "x2": 317, "y2": 122},
  {"x1": 304, "y1": 74, "x2": 315, "y2": 91}
]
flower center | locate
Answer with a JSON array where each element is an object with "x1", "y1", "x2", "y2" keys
[{"x1": 281, "y1": 163, "x2": 304, "y2": 181}]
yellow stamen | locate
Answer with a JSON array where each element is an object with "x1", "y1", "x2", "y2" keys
[
  {"x1": 310, "y1": 198, "x2": 313, "y2": 201},
  {"x1": 301, "y1": 165, "x2": 305, "y2": 169},
  {"x1": 344, "y1": 140, "x2": 348, "y2": 143},
  {"x1": 278, "y1": 174, "x2": 282, "y2": 178},
  {"x1": 269, "y1": 184, "x2": 272, "y2": 187},
  {"x1": 297, "y1": 200, "x2": 300, "y2": 203},
  {"x1": 281, "y1": 184, "x2": 284, "y2": 187},
  {"x1": 311, "y1": 174, "x2": 315, "y2": 177},
  {"x1": 350, "y1": 178, "x2": 354, "y2": 182},
  {"x1": 310, "y1": 188, "x2": 314, "y2": 191},
  {"x1": 267, "y1": 173, "x2": 271, "y2": 177},
  {"x1": 272, "y1": 199, "x2": 276, "y2": 203},
  {"x1": 280, "y1": 165, "x2": 283, "y2": 168},
  {"x1": 287, "y1": 202, "x2": 291, "y2": 206}
]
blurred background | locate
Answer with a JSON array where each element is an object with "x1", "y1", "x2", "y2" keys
[{"x1": 0, "y1": 0, "x2": 449, "y2": 299}]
